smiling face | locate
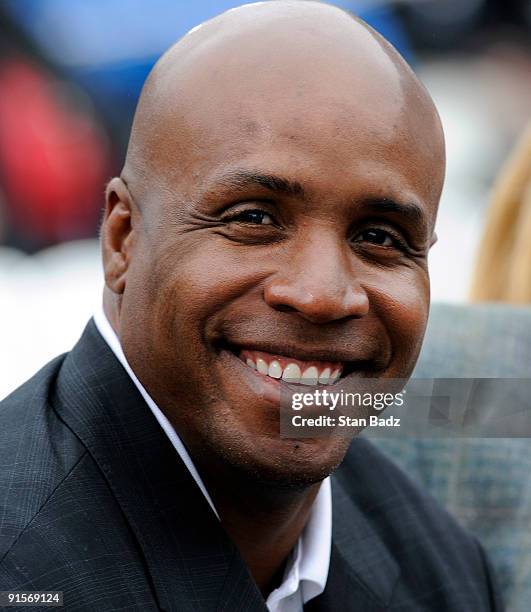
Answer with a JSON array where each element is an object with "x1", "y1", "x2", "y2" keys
[{"x1": 102, "y1": 2, "x2": 445, "y2": 488}]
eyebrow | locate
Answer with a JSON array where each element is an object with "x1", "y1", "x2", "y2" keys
[
  {"x1": 212, "y1": 169, "x2": 429, "y2": 232},
  {"x1": 217, "y1": 170, "x2": 306, "y2": 199},
  {"x1": 361, "y1": 198, "x2": 428, "y2": 232}
]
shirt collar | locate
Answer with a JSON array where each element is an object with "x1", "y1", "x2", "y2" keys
[
  {"x1": 266, "y1": 477, "x2": 332, "y2": 609},
  {"x1": 93, "y1": 305, "x2": 332, "y2": 608}
]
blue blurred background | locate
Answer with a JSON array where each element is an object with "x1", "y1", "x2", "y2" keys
[{"x1": 1, "y1": 0, "x2": 530, "y2": 397}]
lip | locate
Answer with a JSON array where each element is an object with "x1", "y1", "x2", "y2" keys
[
  {"x1": 217, "y1": 348, "x2": 355, "y2": 445},
  {"x1": 218, "y1": 346, "x2": 285, "y2": 406},
  {"x1": 218, "y1": 345, "x2": 375, "y2": 410},
  {"x1": 216, "y1": 336, "x2": 387, "y2": 378},
  {"x1": 222, "y1": 341, "x2": 362, "y2": 363}
]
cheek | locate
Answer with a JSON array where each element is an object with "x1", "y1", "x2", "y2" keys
[
  {"x1": 365, "y1": 266, "x2": 430, "y2": 369},
  {"x1": 144, "y1": 236, "x2": 269, "y2": 346}
]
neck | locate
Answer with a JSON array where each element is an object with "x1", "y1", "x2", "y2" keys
[
  {"x1": 199, "y1": 462, "x2": 321, "y2": 595},
  {"x1": 103, "y1": 290, "x2": 121, "y2": 333}
]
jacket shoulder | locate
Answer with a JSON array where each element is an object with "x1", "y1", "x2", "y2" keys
[
  {"x1": 338, "y1": 437, "x2": 482, "y2": 553},
  {"x1": 336, "y1": 437, "x2": 502, "y2": 609},
  {"x1": 0, "y1": 355, "x2": 87, "y2": 560}
]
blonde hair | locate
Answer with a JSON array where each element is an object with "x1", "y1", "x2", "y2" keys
[{"x1": 470, "y1": 121, "x2": 531, "y2": 303}]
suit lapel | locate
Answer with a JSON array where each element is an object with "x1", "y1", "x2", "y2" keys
[
  {"x1": 53, "y1": 320, "x2": 266, "y2": 612},
  {"x1": 305, "y1": 470, "x2": 400, "y2": 612}
]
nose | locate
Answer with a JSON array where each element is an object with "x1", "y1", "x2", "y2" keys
[{"x1": 263, "y1": 231, "x2": 369, "y2": 324}]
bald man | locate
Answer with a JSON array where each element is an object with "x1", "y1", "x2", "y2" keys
[{"x1": 0, "y1": 3, "x2": 501, "y2": 611}]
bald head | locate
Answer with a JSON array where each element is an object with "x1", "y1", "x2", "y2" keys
[{"x1": 122, "y1": 0, "x2": 444, "y2": 207}]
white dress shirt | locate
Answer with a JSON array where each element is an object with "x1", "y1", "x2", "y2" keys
[{"x1": 93, "y1": 306, "x2": 332, "y2": 612}]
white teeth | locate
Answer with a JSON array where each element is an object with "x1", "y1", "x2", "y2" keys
[
  {"x1": 256, "y1": 358, "x2": 269, "y2": 375},
  {"x1": 282, "y1": 363, "x2": 301, "y2": 382},
  {"x1": 268, "y1": 360, "x2": 282, "y2": 378},
  {"x1": 244, "y1": 354, "x2": 342, "y2": 386},
  {"x1": 301, "y1": 366, "x2": 319, "y2": 386},
  {"x1": 318, "y1": 367, "x2": 331, "y2": 384},
  {"x1": 330, "y1": 368, "x2": 341, "y2": 383}
]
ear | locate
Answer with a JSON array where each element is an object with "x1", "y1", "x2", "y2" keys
[{"x1": 101, "y1": 177, "x2": 135, "y2": 295}]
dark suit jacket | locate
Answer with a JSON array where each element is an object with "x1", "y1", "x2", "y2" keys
[{"x1": 0, "y1": 321, "x2": 502, "y2": 611}]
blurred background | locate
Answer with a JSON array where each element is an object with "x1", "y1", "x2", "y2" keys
[{"x1": 1, "y1": 0, "x2": 531, "y2": 398}]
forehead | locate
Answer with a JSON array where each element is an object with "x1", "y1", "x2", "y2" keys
[
  {"x1": 139, "y1": 16, "x2": 443, "y2": 223},
  {"x1": 153, "y1": 92, "x2": 441, "y2": 226}
]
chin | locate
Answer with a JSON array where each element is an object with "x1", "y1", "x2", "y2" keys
[{"x1": 215, "y1": 431, "x2": 351, "y2": 489}]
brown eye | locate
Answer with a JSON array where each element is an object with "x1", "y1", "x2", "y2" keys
[
  {"x1": 230, "y1": 209, "x2": 275, "y2": 225},
  {"x1": 354, "y1": 228, "x2": 394, "y2": 247}
]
